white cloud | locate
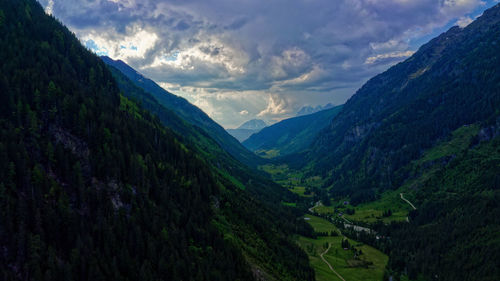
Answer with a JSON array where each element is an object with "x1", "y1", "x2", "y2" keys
[
  {"x1": 257, "y1": 94, "x2": 292, "y2": 119},
  {"x1": 456, "y1": 16, "x2": 474, "y2": 27},
  {"x1": 365, "y1": 50, "x2": 415, "y2": 64},
  {"x1": 45, "y1": 0, "x2": 54, "y2": 15},
  {"x1": 41, "y1": 0, "x2": 497, "y2": 127},
  {"x1": 82, "y1": 26, "x2": 158, "y2": 60}
]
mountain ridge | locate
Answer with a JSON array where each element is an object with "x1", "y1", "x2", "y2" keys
[
  {"x1": 101, "y1": 56, "x2": 264, "y2": 167},
  {"x1": 227, "y1": 119, "x2": 268, "y2": 142},
  {"x1": 244, "y1": 105, "x2": 343, "y2": 157}
]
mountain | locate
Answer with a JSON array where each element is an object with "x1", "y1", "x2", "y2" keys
[
  {"x1": 227, "y1": 119, "x2": 267, "y2": 142},
  {"x1": 239, "y1": 119, "x2": 268, "y2": 130},
  {"x1": 287, "y1": 4, "x2": 500, "y2": 280},
  {"x1": 101, "y1": 56, "x2": 263, "y2": 167},
  {"x1": 243, "y1": 105, "x2": 343, "y2": 157},
  {"x1": 296, "y1": 103, "x2": 334, "y2": 116},
  {"x1": 0, "y1": 1, "x2": 315, "y2": 280},
  {"x1": 303, "y1": 4, "x2": 500, "y2": 199}
]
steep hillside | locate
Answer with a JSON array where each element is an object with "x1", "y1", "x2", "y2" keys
[
  {"x1": 244, "y1": 106, "x2": 343, "y2": 157},
  {"x1": 227, "y1": 119, "x2": 267, "y2": 142},
  {"x1": 0, "y1": 1, "x2": 314, "y2": 280},
  {"x1": 102, "y1": 56, "x2": 264, "y2": 167},
  {"x1": 304, "y1": 5, "x2": 500, "y2": 201},
  {"x1": 375, "y1": 123, "x2": 500, "y2": 281}
]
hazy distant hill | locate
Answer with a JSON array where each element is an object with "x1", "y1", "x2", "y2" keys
[
  {"x1": 227, "y1": 119, "x2": 267, "y2": 142},
  {"x1": 243, "y1": 106, "x2": 343, "y2": 157}
]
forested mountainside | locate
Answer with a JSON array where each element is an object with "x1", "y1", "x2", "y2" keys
[
  {"x1": 0, "y1": 1, "x2": 314, "y2": 280},
  {"x1": 282, "y1": 4, "x2": 500, "y2": 280},
  {"x1": 301, "y1": 4, "x2": 500, "y2": 201},
  {"x1": 243, "y1": 105, "x2": 343, "y2": 157},
  {"x1": 378, "y1": 126, "x2": 500, "y2": 280},
  {"x1": 106, "y1": 60, "x2": 317, "y2": 281},
  {"x1": 101, "y1": 56, "x2": 263, "y2": 167},
  {"x1": 106, "y1": 63, "x2": 292, "y2": 204}
]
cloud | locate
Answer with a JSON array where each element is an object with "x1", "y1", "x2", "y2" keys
[
  {"x1": 456, "y1": 16, "x2": 475, "y2": 27},
  {"x1": 45, "y1": 0, "x2": 54, "y2": 14},
  {"x1": 365, "y1": 50, "x2": 416, "y2": 64},
  {"x1": 38, "y1": 0, "x2": 497, "y2": 127},
  {"x1": 257, "y1": 94, "x2": 292, "y2": 119}
]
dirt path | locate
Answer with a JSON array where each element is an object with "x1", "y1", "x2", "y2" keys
[
  {"x1": 320, "y1": 243, "x2": 346, "y2": 281},
  {"x1": 400, "y1": 193, "x2": 416, "y2": 210},
  {"x1": 308, "y1": 201, "x2": 321, "y2": 213}
]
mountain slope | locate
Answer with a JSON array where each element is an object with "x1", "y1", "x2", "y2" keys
[
  {"x1": 379, "y1": 123, "x2": 500, "y2": 281},
  {"x1": 0, "y1": 1, "x2": 314, "y2": 280},
  {"x1": 304, "y1": 5, "x2": 500, "y2": 200},
  {"x1": 101, "y1": 56, "x2": 263, "y2": 167},
  {"x1": 227, "y1": 119, "x2": 267, "y2": 142},
  {"x1": 244, "y1": 105, "x2": 343, "y2": 157},
  {"x1": 105, "y1": 54, "x2": 315, "y2": 280}
]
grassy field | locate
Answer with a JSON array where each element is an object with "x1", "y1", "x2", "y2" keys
[
  {"x1": 290, "y1": 186, "x2": 313, "y2": 197},
  {"x1": 282, "y1": 201, "x2": 297, "y2": 207},
  {"x1": 307, "y1": 191, "x2": 410, "y2": 224},
  {"x1": 298, "y1": 215, "x2": 388, "y2": 281},
  {"x1": 259, "y1": 164, "x2": 323, "y2": 190},
  {"x1": 343, "y1": 191, "x2": 410, "y2": 223},
  {"x1": 303, "y1": 214, "x2": 339, "y2": 234},
  {"x1": 255, "y1": 149, "x2": 280, "y2": 159}
]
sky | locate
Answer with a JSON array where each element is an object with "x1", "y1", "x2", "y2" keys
[{"x1": 39, "y1": 0, "x2": 499, "y2": 128}]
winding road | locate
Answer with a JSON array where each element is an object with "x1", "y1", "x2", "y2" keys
[
  {"x1": 400, "y1": 193, "x2": 417, "y2": 210},
  {"x1": 320, "y1": 243, "x2": 346, "y2": 281},
  {"x1": 308, "y1": 201, "x2": 321, "y2": 213}
]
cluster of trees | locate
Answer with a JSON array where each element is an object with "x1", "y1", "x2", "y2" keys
[
  {"x1": 0, "y1": 1, "x2": 316, "y2": 280},
  {"x1": 341, "y1": 239, "x2": 350, "y2": 249},
  {"x1": 382, "y1": 209, "x2": 392, "y2": 217},
  {"x1": 314, "y1": 231, "x2": 338, "y2": 237}
]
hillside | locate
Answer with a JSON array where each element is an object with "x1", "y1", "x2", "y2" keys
[
  {"x1": 101, "y1": 56, "x2": 264, "y2": 167},
  {"x1": 0, "y1": 1, "x2": 314, "y2": 280},
  {"x1": 302, "y1": 4, "x2": 500, "y2": 200},
  {"x1": 244, "y1": 106, "x2": 343, "y2": 157}
]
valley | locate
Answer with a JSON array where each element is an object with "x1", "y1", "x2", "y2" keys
[
  {"x1": 297, "y1": 214, "x2": 388, "y2": 281},
  {"x1": 1, "y1": 0, "x2": 499, "y2": 280}
]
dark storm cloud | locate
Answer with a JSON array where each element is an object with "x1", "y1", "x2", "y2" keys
[{"x1": 38, "y1": 0, "x2": 495, "y2": 127}]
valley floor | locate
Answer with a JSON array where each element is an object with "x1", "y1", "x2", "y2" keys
[{"x1": 297, "y1": 214, "x2": 388, "y2": 281}]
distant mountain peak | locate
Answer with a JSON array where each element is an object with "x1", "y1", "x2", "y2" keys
[
  {"x1": 296, "y1": 103, "x2": 334, "y2": 116},
  {"x1": 237, "y1": 119, "x2": 268, "y2": 130}
]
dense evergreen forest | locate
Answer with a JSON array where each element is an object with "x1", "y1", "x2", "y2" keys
[
  {"x1": 106, "y1": 58, "x2": 316, "y2": 280},
  {"x1": 0, "y1": 0, "x2": 314, "y2": 280}
]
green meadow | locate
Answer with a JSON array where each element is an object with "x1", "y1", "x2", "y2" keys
[{"x1": 298, "y1": 215, "x2": 388, "y2": 281}]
